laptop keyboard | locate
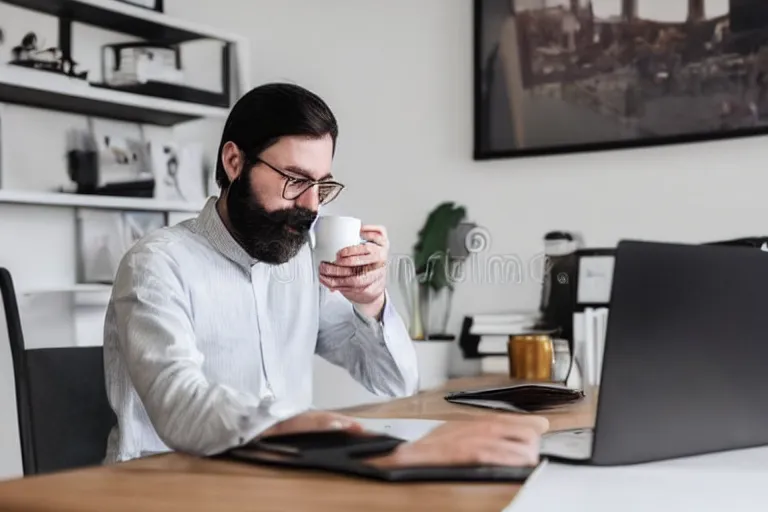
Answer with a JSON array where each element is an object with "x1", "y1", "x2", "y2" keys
[{"x1": 540, "y1": 428, "x2": 594, "y2": 461}]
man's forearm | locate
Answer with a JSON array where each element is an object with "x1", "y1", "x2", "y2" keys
[
  {"x1": 319, "y1": 290, "x2": 419, "y2": 397},
  {"x1": 353, "y1": 293, "x2": 386, "y2": 320}
]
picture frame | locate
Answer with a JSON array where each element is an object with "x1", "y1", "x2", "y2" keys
[
  {"x1": 76, "y1": 208, "x2": 166, "y2": 284},
  {"x1": 113, "y1": 0, "x2": 164, "y2": 13},
  {"x1": 474, "y1": 0, "x2": 768, "y2": 160},
  {"x1": 573, "y1": 248, "x2": 616, "y2": 311}
]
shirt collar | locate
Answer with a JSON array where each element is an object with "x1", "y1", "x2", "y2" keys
[{"x1": 193, "y1": 196, "x2": 258, "y2": 270}]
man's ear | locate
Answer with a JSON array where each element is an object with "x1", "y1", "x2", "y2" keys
[{"x1": 221, "y1": 141, "x2": 245, "y2": 183}]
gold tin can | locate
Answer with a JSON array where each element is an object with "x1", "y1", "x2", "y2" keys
[{"x1": 508, "y1": 334, "x2": 554, "y2": 381}]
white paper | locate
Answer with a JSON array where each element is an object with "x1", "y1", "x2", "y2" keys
[
  {"x1": 577, "y1": 255, "x2": 615, "y2": 304},
  {"x1": 505, "y1": 446, "x2": 768, "y2": 512},
  {"x1": 583, "y1": 308, "x2": 596, "y2": 386},
  {"x1": 352, "y1": 418, "x2": 444, "y2": 442},
  {"x1": 595, "y1": 308, "x2": 608, "y2": 385}
]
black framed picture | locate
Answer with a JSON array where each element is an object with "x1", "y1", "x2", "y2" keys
[
  {"x1": 474, "y1": 0, "x2": 768, "y2": 160},
  {"x1": 114, "y1": 0, "x2": 164, "y2": 13}
]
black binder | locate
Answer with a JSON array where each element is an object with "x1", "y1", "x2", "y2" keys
[{"x1": 222, "y1": 430, "x2": 536, "y2": 482}]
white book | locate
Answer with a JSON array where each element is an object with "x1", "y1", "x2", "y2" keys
[
  {"x1": 583, "y1": 308, "x2": 596, "y2": 387},
  {"x1": 595, "y1": 308, "x2": 609, "y2": 384},
  {"x1": 471, "y1": 311, "x2": 539, "y2": 324},
  {"x1": 480, "y1": 356, "x2": 509, "y2": 374},
  {"x1": 477, "y1": 335, "x2": 510, "y2": 354},
  {"x1": 572, "y1": 312, "x2": 586, "y2": 385},
  {"x1": 469, "y1": 323, "x2": 533, "y2": 336}
]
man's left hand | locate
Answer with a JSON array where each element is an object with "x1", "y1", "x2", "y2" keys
[{"x1": 319, "y1": 225, "x2": 389, "y2": 318}]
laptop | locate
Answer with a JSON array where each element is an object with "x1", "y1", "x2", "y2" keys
[{"x1": 540, "y1": 239, "x2": 768, "y2": 466}]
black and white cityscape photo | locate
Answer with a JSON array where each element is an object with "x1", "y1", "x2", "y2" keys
[{"x1": 475, "y1": 0, "x2": 768, "y2": 157}]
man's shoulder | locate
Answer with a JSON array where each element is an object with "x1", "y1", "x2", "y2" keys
[
  {"x1": 130, "y1": 221, "x2": 188, "y2": 252},
  {"x1": 119, "y1": 221, "x2": 201, "y2": 275}
]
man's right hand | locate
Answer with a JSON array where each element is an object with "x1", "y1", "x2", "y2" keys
[
  {"x1": 259, "y1": 411, "x2": 364, "y2": 438},
  {"x1": 366, "y1": 414, "x2": 549, "y2": 468}
]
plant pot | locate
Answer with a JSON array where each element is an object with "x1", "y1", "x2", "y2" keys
[{"x1": 413, "y1": 336, "x2": 454, "y2": 391}]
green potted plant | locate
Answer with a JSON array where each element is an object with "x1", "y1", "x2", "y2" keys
[{"x1": 400, "y1": 202, "x2": 468, "y2": 389}]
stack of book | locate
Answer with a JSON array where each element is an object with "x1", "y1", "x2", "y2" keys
[
  {"x1": 573, "y1": 307, "x2": 609, "y2": 387},
  {"x1": 459, "y1": 312, "x2": 540, "y2": 374}
]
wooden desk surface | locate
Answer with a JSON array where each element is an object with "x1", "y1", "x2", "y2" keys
[{"x1": 0, "y1": 375, "x2": 595, "y2": 512}]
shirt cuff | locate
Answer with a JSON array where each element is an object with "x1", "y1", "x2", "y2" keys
[{"x1": 352, "y1": 291, "x2": 391, "y2": 330}]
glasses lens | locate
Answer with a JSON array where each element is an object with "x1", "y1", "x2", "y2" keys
[
  {"x1": 283, "y1": 181, "x2": 343, "y2": 204},
  {"x1": 318, "y1": 183, "x2": 342, "y2": 205},
  {"x1": 284, "y1": 180, "x2": 313, "y2": 200}
]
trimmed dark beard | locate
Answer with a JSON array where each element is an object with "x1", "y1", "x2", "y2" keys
[{"x1": 225, "y1": 170, "x2": 317, "y2": 264}]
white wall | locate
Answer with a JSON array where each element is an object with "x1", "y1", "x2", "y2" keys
[
  {"x1": 167, "y1": 0, "x2": 768, "y2": 320},
  {"x1": 168, "y1": 0, "x2": 768, "y2": 398},
  {"x1": 1, "y1": 0, "x2": 767, "y2": 479}
]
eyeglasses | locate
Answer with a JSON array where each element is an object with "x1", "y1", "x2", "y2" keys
[{"x1": 254, "y1": 157, "x2": 345, "y2": 206}]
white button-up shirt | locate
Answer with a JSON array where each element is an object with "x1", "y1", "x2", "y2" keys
[{"x1": 103, "y1": 197, "x2": 419, "y2": 463}]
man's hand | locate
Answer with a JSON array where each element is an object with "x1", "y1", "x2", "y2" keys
[
  {"x1": 259, "y1": 411, "x2": 364, "y2": 438},
  {"x1": 366, "y1": 415, "x2": 550, "y2": 468},
  {"x1": 318, "y1": 225, "x2": 389, "y2": 318}
]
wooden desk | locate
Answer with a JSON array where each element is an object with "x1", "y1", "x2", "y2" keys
[{"x1": 0, "y1": 376, "x2": 595, "y2": 512}]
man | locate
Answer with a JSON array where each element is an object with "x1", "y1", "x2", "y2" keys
[{"x1": 103, "y1": 82, "x2": 547, "y2": 468}]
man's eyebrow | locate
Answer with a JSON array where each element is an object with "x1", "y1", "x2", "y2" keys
[{"x1": 284, "y1": 166, "x2": 333, "y2": 181}]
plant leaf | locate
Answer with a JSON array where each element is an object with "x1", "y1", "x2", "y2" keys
[{"x1": 412, "y1": 201, "x2": 467, "y2": 294}]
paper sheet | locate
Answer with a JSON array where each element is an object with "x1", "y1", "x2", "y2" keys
[
  {"x1": 352, "y1": 417, "x2": 445, "y2": 442},
  {"x1": 505, "y1": 446, "x2": 768, "y2": 512}
]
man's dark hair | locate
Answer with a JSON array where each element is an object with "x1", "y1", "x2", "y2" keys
[{"x1": 215, "y1": 82, "x2": 339, "y2": 189}]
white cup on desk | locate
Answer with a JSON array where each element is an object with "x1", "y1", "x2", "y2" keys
[{"x1": 313, "y1": 215, "x2": 363, "y2": 263}]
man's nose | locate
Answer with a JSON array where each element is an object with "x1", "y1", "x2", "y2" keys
[{"x1": 295, "y1": 186, "x2": 320, "y2": 211}]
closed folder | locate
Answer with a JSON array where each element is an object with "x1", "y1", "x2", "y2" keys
[
  {"x1": 223, "y1": 430, "x2": 535, "y2": 482},
  {"x1": 444, "y1": 383, "x2": 585, "y2": 413}
]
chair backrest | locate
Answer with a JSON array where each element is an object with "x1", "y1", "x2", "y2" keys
[{"x1": 0, "y1": 268, "x2": 116, "y2": 475}]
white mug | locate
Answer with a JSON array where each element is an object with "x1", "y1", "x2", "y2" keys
[{"x1": 313, "y1": 215, "x2": 363, "y2": 263}]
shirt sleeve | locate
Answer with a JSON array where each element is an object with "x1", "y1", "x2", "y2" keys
[
  {"x1": 315, "y1": 286, "x2": 419, "y2": 397},
  {"x1": 110, "y1": 248, "x2": 281, "y2": 456}
]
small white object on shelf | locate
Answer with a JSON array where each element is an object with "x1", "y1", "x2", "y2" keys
[{"x1": 0, "y1": 189, "x2": 205, "y2": 212}]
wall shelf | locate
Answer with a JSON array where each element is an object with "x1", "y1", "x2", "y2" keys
[
  {"x1": 0, "y1": 189, "x2": 205, "y2": 212},
  {"x1": 0, "y1": 66, "x2": 230, "y2": 126},
  {"x1": 19, "y1": 284, "x2": 111, "y2": 295},
  {"x1": 1, "y1": 0, "x2": 246, "y2": 43},
  {"x1": 18, "y1": 284, "x2": 112, "y2": 307}
]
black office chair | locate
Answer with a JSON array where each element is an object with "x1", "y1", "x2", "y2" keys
[{"x1": 1, "y1": 267, "x2": 116, "y2": 475}]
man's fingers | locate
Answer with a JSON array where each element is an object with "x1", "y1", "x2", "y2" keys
[
  {"x1": 360, "y1": 225, "x2": 387, "y2": 246},
  {"x1": 315, "y1": 413, "x2": 363, "y2": 432},
  {"x1": 334, "y1": 253, "x2": 383, "y2": 268},
  {"x1": 320, "y1": 262, "x2": 379, "y2": 277},
  {"x1": 336, "y1": 244, "x2": 370, "y2": 259},
  {"x1": 360, "y1": 230, "x2": 387, "y2": 247},
  {"x1": 477, "y1": 440, "x2": 540, "y2": 467},
  {"x1": 320, "y1": 266, "x2": 384, "y2": 289},
  {"x1": 484, "y1": 423, "x2": 540, "y2": 446},
  {"x1": 479, "y1": 414, "x2": 550, "y2": 435},
  {"x1": 525, "y1": 415, "x2": 550, "y2": 434}
]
